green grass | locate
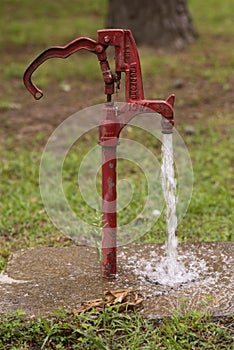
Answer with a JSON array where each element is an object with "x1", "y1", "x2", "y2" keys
[
  {"x1": 189, "y1": 0, "x2": 234, "y2": 35},
  {"x1": 0, "y1": 0, "x2": 107, "y2": 97},
  {"x1": 0, "y1": 0, "x2": 234, "y2": 348},
  {"x1": 1, "y1": 116, "x2": 233, "y2": 267},
  {"x1": 0, "y1": 308, "x2": 233, "y2": 349},
  {"x1": 177, "y1": 119, "x2": 234, "y2": 242},
  {"x1": 0, "y1": 0, "x2": 107, "y2": 47}
]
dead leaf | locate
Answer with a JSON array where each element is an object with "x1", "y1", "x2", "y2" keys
[{"x1": 74, "y1": 289, "x2": 144, "y2": 313}]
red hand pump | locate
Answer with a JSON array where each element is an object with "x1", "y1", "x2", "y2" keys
[{"x1": 23, "y1": 29, "x2": 175, "y2": 278}]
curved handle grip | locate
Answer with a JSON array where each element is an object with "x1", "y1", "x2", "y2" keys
[{"x1": 23, "y1": 37, "x2": 98, "y2": 99}]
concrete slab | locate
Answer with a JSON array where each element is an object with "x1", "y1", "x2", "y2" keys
[{"x1": 0, "y1": 243, "x2": 233, "y2": 318}]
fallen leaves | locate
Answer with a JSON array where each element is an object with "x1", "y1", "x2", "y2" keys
[{"x1": 74, "y1": 289, "x2": 144, "y2": 313}]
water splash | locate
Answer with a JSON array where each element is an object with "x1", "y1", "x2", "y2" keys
[{"x1": 143, "y1": 255, "x2": 198, "y2": 286}]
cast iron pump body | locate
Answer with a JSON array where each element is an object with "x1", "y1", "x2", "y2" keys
[{"x1": 23, "y1": 29, "x2": 175, "y2": 278}]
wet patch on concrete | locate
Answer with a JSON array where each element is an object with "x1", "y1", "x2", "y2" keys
[{"x1": 0, "y1": 243, "x2": 233, "y2": 318}]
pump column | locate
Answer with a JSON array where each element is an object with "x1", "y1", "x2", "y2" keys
[{"x1": 99, "y1": 104, "x2": 118, "y2": 278}]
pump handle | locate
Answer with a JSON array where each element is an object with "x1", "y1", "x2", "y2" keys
[{"x1": 23, "y1": 37, "x2": 98, "y2": 99}]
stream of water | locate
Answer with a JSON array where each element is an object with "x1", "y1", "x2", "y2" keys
[
  {"x1": 161, "y1": 133, "x2": 178, "y2": 265},
  {"x1": 145, "y1": 132, "x2": 198, "y2": 286}
]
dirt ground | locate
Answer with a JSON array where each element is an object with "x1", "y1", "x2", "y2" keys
[{"x1": 1, "y1": 65, "x2": 233, "y2": 148}]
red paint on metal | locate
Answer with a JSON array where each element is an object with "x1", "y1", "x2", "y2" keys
[
  {"x1": 98, "y1": 104, "x2": 119, "y2": 278},
  {"x1": 101, "y1": 144, "x2": 117, "y2": 278},
  {"x1": 23, "y1": 29, "x2": 175, "y2": 279}
]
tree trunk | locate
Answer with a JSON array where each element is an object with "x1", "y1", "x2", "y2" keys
[{"x1": 106, "y1": 0, "x2": 197, "y2": 49}]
